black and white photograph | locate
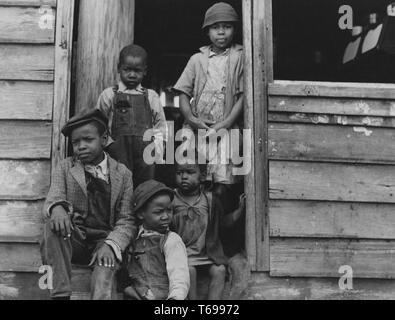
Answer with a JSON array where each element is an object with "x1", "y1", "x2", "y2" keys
[{"x1": 2, "y1": 0, "x2": 395, "y2": 308}]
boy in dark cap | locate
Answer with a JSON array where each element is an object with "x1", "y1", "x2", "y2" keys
[
  {"x1": 96, "y1": 44, "x2": 167, "y2": 187},
  {"x1": 124, "y1": 180, "x2": 189, "y2": 300},
  {"x1": 41, "y1": 109, "x2": 136, "y2": 300}
]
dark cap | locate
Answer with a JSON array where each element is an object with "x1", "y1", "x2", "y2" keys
[
  {"x1": 132, "y1": 180, "x2": 174, "y2": 213},
  {"x1": 202, "y1": 2, "x2": 239, "y2": 29},
  {"x1": 61, "y1": 109, "x2": 108, "y2": 137}
]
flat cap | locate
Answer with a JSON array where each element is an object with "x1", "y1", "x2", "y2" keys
[
  {"x1": 61, "y1": 109, "x2": 108, "y2": 137},
  {"x1": 132, "y1": 180, "x2": 175, "y2": 213},
  {"x1": 202, "y1": 2, "x2": 239, "y2": 29}
]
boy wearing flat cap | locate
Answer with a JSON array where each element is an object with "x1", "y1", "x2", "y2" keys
[
  {"x1": 40, "y1": 109, "x2": 136, "y2": 300},
  {"x1": 124, "y1": 180, "x2": 189, "y2": 300}
]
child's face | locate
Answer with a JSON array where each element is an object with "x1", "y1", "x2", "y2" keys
[
  {"x1": 176, "y1": 164, "x2": 202, "y2": 194},
  {"x1": 118, "y1": 55, "x2": 147, "y2": 89},
  {"x1": 208, "y1": 22, "x2": 234, "y2": 52},
  {"x1": 71, "y1": 123, "x2": 107, "y2": 165},
  {"x1": 139, "y1": 194, "x2": 173, "y2": 234}
]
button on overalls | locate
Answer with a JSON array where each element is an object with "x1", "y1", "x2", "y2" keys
[{"x1": 106, "y1": 86, "x2": 155, "y2": 187}]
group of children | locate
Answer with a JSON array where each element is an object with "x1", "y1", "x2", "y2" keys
[{"x1": 40, "y1": 2, "x2": 246, "y2": 300}]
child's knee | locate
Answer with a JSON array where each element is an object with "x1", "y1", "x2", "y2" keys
[{"x1": 209, "y1": 264, "x2": 226, "y2": 279}]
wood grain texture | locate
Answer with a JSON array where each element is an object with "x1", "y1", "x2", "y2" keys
[
  {"x1": 269, "y1": 96, "x2": 395, "y2": 117},
  {"x1": 0, "y1": 160, "x2": 50, "y2": 200},
  {"x1": 52, "y1": 0, "x2": 75, "y2": 172},
  {"x1": 75, "y1": 0, "x2": 135, "y2": 113},
  {"x1": 270, "y1": 200, "x2": 395, "y2": 239},
  {"x1": 252, "y1": 0, "x2": 272, "y2": 272},
  {"x1": 0, "y1": 121, "x2": 52, "y2": 159},
  {"x1": 249, "y1": 272, "x2": 395, "y2": 300},
  {"x1": 270, "y1": 161, "x2": 395, "y2": 203},
  {"x1": 0, "y1": 81, "x2": 53, "y2": 120},
  {"x1": 269, "y1": 112, "x2": 395, "y2": 128},
  {"x1": 0, "y1": 201, "x2": 43, "y2": 240},
  {"x1": 269, "y1": 123, "x2": 395, "y2": 164},
  {"x1": 242, "y1": 0, "x2": 256, "y2": 271},
  {"x1": 0, "y1": 0, "x2": 56, "y2": 7},
  {"x1": 0, "y1": 6, "x2": 54, "y2": 43},
  {"x1": 0, "y1": 243, "x2": 42, "y2": 272},
  {"x1": 269, "y1": 81, "x2": 395, "y2": 99},
  {"x1": 270, "y1": 239, "x2": 395, "y2": 278},
  {"x1": 0, "y1": 45, "x2": 54, "y2": 81}
]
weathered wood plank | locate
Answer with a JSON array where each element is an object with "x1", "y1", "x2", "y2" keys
[
  {"x1": 0, "y1": 243, "x2": 41, "y2": 272},
  {"x1": 0, "y1": 272, "x2": 48, "y2": 300},
  {"x1": 269, "y1": 123, "x2": 395, "y2": 164},
  {"x1": 270, "y1": 239, "x2": 395, "y2": 278},
  {"x1": 249, "y1": 272, "x2": 395, "y2": 300},
  {"x1": 0, "y1": 160, "x2": 50, "y2": 200},
  {"x1": 269, "y1": 96, "x2": 395, "y2": 117},
  {"x1": 251, "y1": 0, "x2": 272, "y2": 272},
  {"x1": 270, "y1": 161, "x2": 395, "y2": 203},
  {"x1": 242, "y1": 0, "x2": 256, "y2": 271},
  {"x1": 269, "y1": 112, "x2": 395, "y2": 128},
  {"x1": 0, "y1": 45, "x2": 54, "y2": 81},
  {"x1": 0, "y1": 6, "x2": 54, "y2": 43},
  {"x1": 270, "y1": 200, "x2": 395, "y2": 239},
  {"x1": 269, "y1": 80, "x2": 395, "y2": 99},
  {"x1": 0, "y1": 81, "x2": 53, "y2": 120},
  {"x1": 75, "y1": 0, "x2": 135, "y2": 113},
  {"x1": 52, "y1": 0, "x2": 75, "y2": 174},
  {"x1": 0, "y1": 121, "x2": 52, "y2": 159},
  {"x1": 0, "y1": 201, "x2": 43, "y2": 240},
  {"x1": 0, "y1": 0, "x2": 56, "y2": 7}
]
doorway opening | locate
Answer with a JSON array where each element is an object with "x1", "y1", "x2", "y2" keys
[{"x1": 134, "y1": 0, "x2": 246, "y2": 258}]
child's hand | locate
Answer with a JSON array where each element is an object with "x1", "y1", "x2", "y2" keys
[
  {"x1": 188, "y1": 116, "x2": 211, "y2": 130},
  {"x1": 89, "y1": 243, "x2": 116, "y2": 268},
  {"x1": 50, "y1": 206, "x2": 74, "y2": 239},
  {"x1": 239, "y1": 193, "x2": 246, "y2": 211},
  {"x1": 232, "y1": 194, "x2": 246, "y2": 222}
]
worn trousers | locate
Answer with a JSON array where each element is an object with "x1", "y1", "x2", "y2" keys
[{"x1": 40, "y1": 221, "x2": 119, "y2": 300}]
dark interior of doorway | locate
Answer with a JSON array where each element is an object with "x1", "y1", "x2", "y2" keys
[
  {"x1": 134, "y1": 0, "x2": 242, "y2": 102},
  {"x1": 273, "y1": 0, "x2": 395, "y2": 83},
  {"x1": 135, "y1": 0, "x2": 246, "y2": 257}
]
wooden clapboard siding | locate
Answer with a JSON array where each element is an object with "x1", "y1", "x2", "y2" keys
[
  {"x1": 0, "y1": 272, "x2": 48, "y2": 300},
  {"x1": 270, "y1": 238, "x2": 395, "y2": 279},
  {"x1": 0, "y1": 121, "x2": 52, "y2": 159},
  {"x1": 269, "y1": 112, "x2": 395, "y2": 129},
  {"x1": 0, "y1": 81, "x2": 53, "y2": 120},
  {"x1": 0, "y1": 6, "x2": 55, "y2": 43},
  {"x1": 270, "y1": 161, "x2": 395, "y2": 203},
  {"x1": 249, "y1": 273, "x2": 395, "y2": 300},
  {"x1": 0, "y1": 201, "x2": 43, "y2": 240},
  {"x1": 0, "y1": 45, "x2": 54, "y2": 81},
  {"x1": 0, "y1": 0, "x2": 56, "y2": 7},
  {"x1": 270, "y1": 200, "x2": 395, "y2": 239},
  {"x1": 0, "y1": 160, "x2": 50, "y2": 200},
  {"x1": 269, "y1": 81, "x2": 395, "y2": 99},
  {"x1": 0, "y1": 242, "x2": 41, "y2": 272},
  {"x1": 269, "y1": 123, "x2": 395, "y2": 164},
  {"x1": 269, "y1": 96, "x2": 395, "y2": 117}
]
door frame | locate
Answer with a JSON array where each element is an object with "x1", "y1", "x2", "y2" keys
[{"x1": 243, "y1": 0, "x2": 273, "y2": 271}]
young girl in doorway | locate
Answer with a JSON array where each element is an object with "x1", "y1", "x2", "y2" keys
[{"x1": 173, "y1": 2, "x2": 245, "y2": 257}]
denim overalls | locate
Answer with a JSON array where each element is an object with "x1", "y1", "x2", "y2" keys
[
  {"x1": 126, "y1": 232, "x2": 170, "y2": 300},
  {"x1": 106, "y1": 86, "x2": 155, "y2": 187}
]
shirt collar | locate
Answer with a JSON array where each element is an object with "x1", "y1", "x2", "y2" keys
[
  {"x1": 97, "y1": 152, "x2": 108, "y2": 175},
  {"x1": 118, "y1": 81, "x2": 144, "y2": 93},
  {"x1": 137, "y1": 225, "x2": 167, "y2": 239},
  {"x1": 209, "y1": 47, "x2": 230, "y2": 58}
]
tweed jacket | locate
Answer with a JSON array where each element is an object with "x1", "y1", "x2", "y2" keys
[{"x1": 43, "y1": 155, "x2": 136, "y2": 251}]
